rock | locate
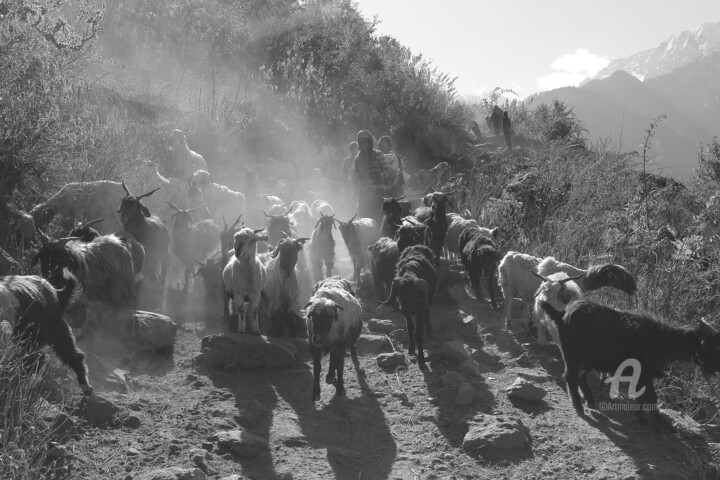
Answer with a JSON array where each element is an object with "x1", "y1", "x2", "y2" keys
[
  {"x1": 83, "y1": 393, "x2": 115, "y2": 426},
  {"x1": 505, "y1": 378, "x2": 547, "y2": 402},
  {"x1": 462, "y1": 415, "x2": 530, "y2": 452},
  {"x1": 126, "y1": 447, "x2": 140, "y2": 456},
  {"x1": 50, "y1": 412, "x2": 77, "y2": 437},
  {"x1": 219, "y1": 476, "x2": 243, "y2": 480},
  {"x1": 213, "y1": 430, "x2": 267, "y2": 458},
  {"x1": 660, "y1": 409, "x2": 708, "y2": 440},
  {"x1": 168, "y1": 445, "x2": 182, "y2": 456},
  {"x1": 457, "y1": 359, "x2": 482, "y2": 378},
  {"x1": 440, "y1": 371, "x2": 466, "y2": 388},
  {"x1": 234, "y1": 399, "x2": 264, "y2": 427},
  {"x1": 102, "y1": 310, "x2": 178, "y2": 351},
  {"x1": 354, "y1": 335, "x2": 393, "y2": 355},
  {"x1": 367, "y1": 318, "x2": 398, "y2": 334},
  {"x1": 455, "y1": 383, "x2": 475, "y2": 406},
  {"x1": 201, "y1": 442, "x2": 214, "y2": 452},
  {"x1": 376, "y1": 352, "x2": 406, "y2": 368},
  {"x1": 443, "y1": 340, "x2": 471, "y2": 364},
  {"x1": 472, "y1": 348, "x2": 501, "y2": 365},
  {"x1": 189, "y1": 448, "x2": 211, "y2": 461},
  {"x1": 124, "y1": 415, "x2": 141, "y2": 429},
  {"x1": 199, "y1": 334, "x2": 297, "y2": 369},
  {"x1": 134, "y1": 467, "x2": 206, "y2": 480}
]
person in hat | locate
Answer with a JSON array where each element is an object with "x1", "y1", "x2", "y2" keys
[
  {"x1": 503, "y1": 110, "x2": 513, "y2": 150},
  {"x1": 351, "y1": 130, "x2": 398, "y2": 223}
]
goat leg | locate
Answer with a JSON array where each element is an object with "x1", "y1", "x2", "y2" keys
[
  {"x1": 334, "y1": 345, "x2": 346, "y2": 397},
  {"x1": 311, "y1": 345, "x2": 322, "y2": 401}
]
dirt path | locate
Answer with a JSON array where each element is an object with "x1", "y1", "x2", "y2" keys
[{"x1": 65, "y1": 283, "x2": 720, "y2": 480}]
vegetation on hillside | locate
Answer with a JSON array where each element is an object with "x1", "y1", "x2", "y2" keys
[{"x1": 3, "y1": 0, "x2": 720, "y2": 476}]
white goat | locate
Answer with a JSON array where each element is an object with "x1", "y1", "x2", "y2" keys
[
  {"x1": 222, "y1": 228, "x2": 268, "y2": 334},
  {"x1": 289, "y1": 201, "x2": 315, "y2": 238},
  {"x1": 311, "y1": 199, "x2": 334, "y2": 218},
  {"x1": 500, "y1": 251, "x2": 638, "y2": 334},
  {"x1": 263, "y1": 237, "x2": 310, "y2": 337},
  {"x1": 445, "y1": 212, "x2": 498, "y2": 260},
  {"x1": 532, "y1": 271, "x2": 584, "y2": 345}
]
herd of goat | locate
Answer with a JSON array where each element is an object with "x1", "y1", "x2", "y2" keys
[{"x1": 3, "y1": 147, "x2": 720, "y2": 430}]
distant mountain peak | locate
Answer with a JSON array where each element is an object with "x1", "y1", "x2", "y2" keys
[{"x1": 595, "y1": 21, "x2": 720, "y2": 81}]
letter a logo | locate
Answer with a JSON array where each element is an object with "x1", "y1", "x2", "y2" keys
[{"x1": 604, "y1": 358, "x2": 646, "y2": 399}]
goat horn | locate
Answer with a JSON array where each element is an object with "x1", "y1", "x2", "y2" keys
[
  {"x1": 38, "y1": 228, "x2": 50, "y2": 247},
  {"x1": 530, "y1": 270, "x2": 549, "y2": 282},
  {"x1": 138, "y1": 188, "x2": 160, "y2": 199},
  {"x1": 559, "y1": 274, "x2": 584, "y2": 284},
  {"x1": 81, "y1": 218, "x2": 105, "y2": 229},
  {"x1": 193, "y1": 258, "x2": 203, "y2": 266},
  {"x1": 231, "y1": 214, "x2": 243, "y2": 230},
  {"x1": 260, "y1": 210, "x2": 270, "y2": 218},
  {"x1": 253, "y1": 228, "x2": 265, "y2": 234},
  {"x1": 223, "y1": 216, "x2": 228, "y2": 230},
  {"x1": 393, "y1": 195, "x2": 406, "y2": 201},
  {"x1": 349, "y1": 214, "x2": 357, "y2": 223},
  {"x1": 166, "y1": 201, "x2": 181, "y2": 211},
  {"x1": 121, "y1": 180, "x2": 131, "y2": 196}
]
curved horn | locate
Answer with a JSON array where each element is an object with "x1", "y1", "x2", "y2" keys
[
  {"x1": 559, "y1": 274, "x2": 584, "y2": 284},
  {"x1": 393, "y1": 195, "x2": 406, "y2": 201},
  {"x1": 260, "y1": 210, "x2": 270, "y2": 218},
  {"x1": 530, "y1": 270, "x2": 549, "y2": 282},
  {"x1": 81, "y1": 218, "x2": 106, "y2": 229},
  {"x1": 121, "y1": 180, "x2": 131, "y2": 196},
  {"x1": 348, "y1": 213, "x2": 357, "y2": 223},
  {"x1": 230, "y1": 214, "x2": 243, "y2": 230},
  {"x1": 253, "y1": 228, "x2": 265, "y2": 234},
  {"x1": 194, "y1": 258, "x2": 204, "y2": 266},
  {"x1": 186, "y1": 206, "x2": 202, "y2": 213},
  {"x1": 166, "y1": 201, "x2": 181, "y2": 211},
  {"x1": 223, "y1": 216, "x2": 228, "y2": 230},
  {"x1": 138, "y1": 187, "x2": 160, "y2": 199}
]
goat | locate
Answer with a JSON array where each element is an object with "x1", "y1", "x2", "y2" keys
[
  {"x1": 117, "y1": 181, "x2": 171, "y2": 289},
  {"x1": 169, "y1": 129, "x2": 208, "y2": 179},
  {"x1": 311, "y1": 199, "x2": 334, "y2": 219},
  {"x1": 445, "y1": 212, "x2": 499, "y2": 260},
  {"x1": 531, "y1": 271, "x2": 584, "y2": 345},
  {"x1": 262, "y1": 207, "x2": 296, "y2": 247},
  {"x1": 167, "y1": 201, "x2": 220, "y2": 293},
  {"x1": 411, "y1": 161, "x2": 450, "y2": 193},
  {"x1": 31, "y1": 180, "x2": 125, "y2": 233},
  {"x1": 499, "y1": 251, "x2": 637, "y2": 332},
  {"x1": 0, "y1": 273, "x2": 91, "y2": 394},
  {"x1": 458, "y1": 228, "x2": 502, "y2": 309},
  {"x1": 380, "y1": 195, "x2": 413, "y2": 238},
  {"x1": 305, "y1": 276, "x2": 362, "y2": 401},
  {"x1": 263, "y1": 237, "x2": 310, "y2": 337},
  {"x1": 222, "y1": 228, "x2": 268, "y2": 334},
  {"x1": 413, "y1": 191, "x2": 454, "y2": 265},
  {"x1": 31, "y1": 234, "x2": 137, "y2": 310},
  {"x1": 144, "y1": 161, "x2": 202, "y2": 221},
  {"x1": 337, "y1": 215, "x2": 380, "y2": 285},
  {"x1": 268, "y1": 203, "x2": 289, "y2": 216},
  {"x1": 367, "y1": 223, "x2": 429, "y2": 302},
  {"x1": 380, "y1": 245, "x2": 437, "y2": 370},
  {"x1": 190, "y1": 170, "x2": 246, "y2": 226},
  {"x1": 539, "y1": 300, "x2": 720, "y2": 425},
  {"x1": 309, "y1": 214, "x2": 336, "y2": 282}
]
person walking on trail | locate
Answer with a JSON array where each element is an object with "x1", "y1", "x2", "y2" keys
[
  {"x1": 503, "y1": 110, "x2": 513, "y2": 150},
  {"x1": 377, "y1": 135, "x2": 405, "y2": 198},
  {"x1": 342, "y1": 141, "x2": 358, "y2": 185},
  {"x1": 351, "y1": 130, "x2": 399, "y2": 224},
  {"x1": 492, "y1": 105, "x2": 503, "y2": 136}
]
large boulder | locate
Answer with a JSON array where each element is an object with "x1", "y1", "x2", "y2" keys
[
  {"x1": 198, "y1": 334, "x2": 297, "y2": 369},
  {"x1": 463, "y1": 414, "x2": 530, "y2": 453},
  {"x1": 91, "y1": 309, "x2": 177, "y2": 352},
  {"x1": 213, "y1": 429, "x2": 268, "y2": 458},
  {"x1": 135, "y1": 467, "x2": 206, "y2": 480}
]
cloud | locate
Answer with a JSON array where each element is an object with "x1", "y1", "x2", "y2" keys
[{"x1": 537, "y1": 49, "x2": 610, "y2": 91}]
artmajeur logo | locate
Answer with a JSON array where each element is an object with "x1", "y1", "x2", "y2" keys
[{"x1": 604, "y1": 358, "x2": 646, "y2": 399}]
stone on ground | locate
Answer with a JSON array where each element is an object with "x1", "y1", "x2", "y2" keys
[
  {"x1": 463, "y1": 414, "x2": 530, "y2": 453},
  {"x1": 367, "y1": 318, "x2": 398, "y2": 334},
  {"x1": 443, "y1": 340, "x2": 471, "y2": 364},
  {"x1": 440, "y1": 371, "x2": 467, "y2": 388},
  {"x1": 83, "y1": 393, "x2": 115, "y2": 426},
  {"x1": 198, "y1": 334, "x2": 297, "y2": 369},
  {"x1": 376, "y1": 352, "x2": 406, "y2": 368},
  {"x1": 506, "y1": 378, "x2": 547, "y2": 402},
  {"x1": 455, "y1": 383, "x2": 475, "y2": 406},
  {"x1": 213, "y1": 429, "x2": 268, "y2": 458},
  {"x1": 354, "y1": 334, "x2": 393, "y2": 355}
]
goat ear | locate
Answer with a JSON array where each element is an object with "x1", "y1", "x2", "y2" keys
[
  {"x1": 530, "y1": 270, "x2": 548, "y2": 282},
  {"x1": 142, "y1": 206, "x2": 151, "y2": 218},
  {"x1": 490, "y1": 227, "x2": 499, "y2": 238},
  {"x1": 270, "y1": 247, "x2": 280, "y2": 258},
  {"x1": 304, "y1": 302, "x2": 313, "y2": 310}
]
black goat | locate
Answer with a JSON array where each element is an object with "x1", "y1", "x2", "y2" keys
[
  {"x1": 309, "y1": 213, "x2": 336, "y2": 281},
  {"x1": 380, "y1": 195, "x2": 413, "y2": 238},
  {"x1": 380, "y1": 245, "x2": 437, "y2": 370},
  {"x1": 413, "y1": 191, "x2": 454, "y2": 265},
  {"x1": 459, "y1": 228, "x2": 502, "y2": 309},
  {"x1": 0, "y1": 274, "x2": 91, "y2": 393},
  {"x1": 117, "y1": 181, "x2": 170, "y2": 288},
  {"x1": 337, "y1": 215, "x2": 381, "y2": 286},
  {"x1": 539, "y1": 300, "x2": 720, "y2": 425},
  {"x1": 68, "y1": 218, "x2": 106, "y2": 242}
]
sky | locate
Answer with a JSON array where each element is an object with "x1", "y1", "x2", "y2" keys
[{"x1": 354, "y1": 0, "x2": 720, "y2": 99}]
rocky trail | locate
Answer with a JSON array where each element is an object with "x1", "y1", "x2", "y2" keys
[{"x1": 44, "y1": 274, "x2": 720, "y2": 480}]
